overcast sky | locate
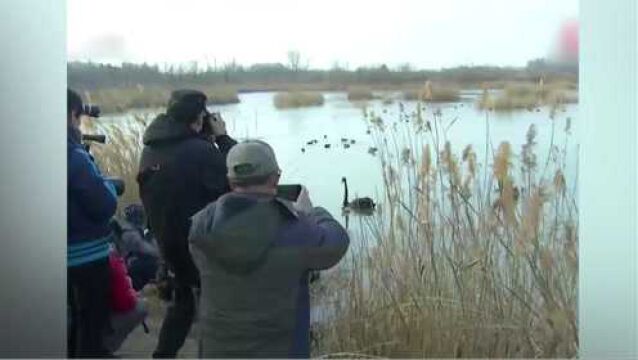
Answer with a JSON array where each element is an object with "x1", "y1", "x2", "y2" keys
[{"x1": 67, "y1": 0, "x2": 578, "y2": 70}]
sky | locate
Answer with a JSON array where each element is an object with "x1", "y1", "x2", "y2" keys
[{"x1": 67, "y1": 0, "x2": 578, "y2": 70}]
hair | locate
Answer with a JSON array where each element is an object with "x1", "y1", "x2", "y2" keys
[
  {"x1": 168, "y1": 103, "x2": 203, "y2": 124},
  {"x1": 67, "y1": 89, "x2": 83, "y2": 118},
  {"x1": 167, "y1": 92, "x2": 207, "y2": 124}
]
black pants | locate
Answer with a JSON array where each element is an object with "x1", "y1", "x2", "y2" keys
[
  {"x1": 68, "y1": 258, "x2": 112, "y2": 358},
  {"x1": 153, "y1": 283, "x2": 198, "y2": 358},
  {"x1": 153, "y1": 257, "x2": 199, "y2": 358}
]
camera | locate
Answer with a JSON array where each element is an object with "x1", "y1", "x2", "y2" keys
[
  {"x1": 81, "y1": 104, "x2": 101, "y2": 118},
  {"x1": 201, "y1": 111, "x2": 220, "y2": 138},
  {"x1": 276, "y1": 184, "x2": 302, "y2": 201},
  {"x1": 80, "y1": 133, "x2": 126, "y2": 197}
]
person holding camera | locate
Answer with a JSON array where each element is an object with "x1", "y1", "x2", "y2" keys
[
  {"x1": 189, "y1": 139, "x2": 350, "y2": 358},
  {"x1": 67, "y1": 89, "x2": 118, "y2": 358},
  {"x1": 137, "y1": 89, "x2": 237, "y2": 358}
]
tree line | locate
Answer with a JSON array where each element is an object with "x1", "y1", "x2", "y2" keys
[{"x1": 68, "y1": 58, "x2": 577, "y2": 91}]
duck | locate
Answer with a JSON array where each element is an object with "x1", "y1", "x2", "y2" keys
[
  {"x1": 301, "y1": 148, "x2": 305, "y2": 153},
  {"x1": 343, "y1": 143, "x2": 351, "y2": 149},
  {"x1": 350, "y1": 139, "x2": 356, "y2": 144},
  {"x1": 324, "y1": 144, "x2": 331, "y2": 149},
  {"x1": 341, "y1": 177, "x2": 375, "y2": 213}
]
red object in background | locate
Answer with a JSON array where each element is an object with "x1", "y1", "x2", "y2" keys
[
  {"x1": 560, "y1": 19, "x2": 579, "y2": 61},
  {"x1": 109, "y1": 251, "x2": 137, "y2": 313}
]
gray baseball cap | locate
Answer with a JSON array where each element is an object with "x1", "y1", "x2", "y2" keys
[{"x1": 227, "y1": 140, "x2": 280, "y2": 181}]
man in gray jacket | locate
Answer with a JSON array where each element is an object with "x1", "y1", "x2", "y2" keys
[{"x1": 189, "y1": 139, "x2": 349, "y2": 358}]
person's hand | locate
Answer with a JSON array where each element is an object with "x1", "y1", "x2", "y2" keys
[
  {"x1": 210, "y1": 113, "x2": 227, "y2": 136},
  {"x1": 293, "y1": 185, "x2": 314, "y2": 214}
]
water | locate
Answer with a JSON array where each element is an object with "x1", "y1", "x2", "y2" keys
[{"x1": 102, "y1": 90, "x2": 579, "y2": 238}]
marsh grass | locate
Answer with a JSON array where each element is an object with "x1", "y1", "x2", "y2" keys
[
  {"x1": 312, "y1": 85, "x2": 578, "y2": 358},
  {"x1": 81, "y1": 115, "x2": 149, "y2": 215},
  {"x1": 478, "y1": 81, "x2": 578, "y2": 111},
  {"x1": 274, "y1": 91, "x2": 325, "y2": 109},
  {"x1": 347, "y1": 87, "x2": 376, "y2": 101},
  {"x1": 403, "y1": 82, "x2": 460, "y2": 102},
  {"x1": 83, "y1": 85, "x2": 240, "y2": 114},
  {"x1": 204, "y1": 87, "x2": 240, "y2": 104}
]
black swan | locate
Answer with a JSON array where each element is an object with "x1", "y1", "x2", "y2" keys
[{"x1": 341, "y1": 177, "x2": 375, "y2": 212}]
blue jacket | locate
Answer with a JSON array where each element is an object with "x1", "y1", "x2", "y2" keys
[
  {"x1": 67, "y1": 127, "x2": 118, "y2": 267},
  {"x1": 189, "y1": 192, "x2": 350, "y2": 358}
]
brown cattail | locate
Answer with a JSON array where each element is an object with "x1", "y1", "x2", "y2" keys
[
  {"x1": 553, "y1": 170, "x2": 566, "y2": 195},
  {"x1": 494, "y1": 142, "x2": 512, "y2": 182}
]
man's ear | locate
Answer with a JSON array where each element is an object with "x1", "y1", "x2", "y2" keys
[{"x1": 270, "y1": 174, "x2": 280, "y2": 187}]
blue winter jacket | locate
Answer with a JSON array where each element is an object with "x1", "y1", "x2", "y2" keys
[
  {"x1": 189, "y1": 192, "x2": 350, "y2": 358},
  {"x1": 67, "y1": 127, "x2": 118, "y2": 267}
]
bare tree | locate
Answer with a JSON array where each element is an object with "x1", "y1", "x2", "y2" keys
[{"x1": 287, "y1": 50, "x2": 301, "y2": 72}]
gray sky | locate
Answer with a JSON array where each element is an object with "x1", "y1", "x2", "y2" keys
[{"x1": 67, "y1": 0, "x2": 578, "y2": 70}]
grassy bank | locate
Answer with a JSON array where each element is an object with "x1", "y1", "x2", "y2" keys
[{"x1": 274, "y1": 91, "x2": 325, "y2": 109}]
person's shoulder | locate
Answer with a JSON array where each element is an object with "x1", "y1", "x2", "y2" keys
[{"x1": 67, "y1": 144, "x2": 92, "y2": 168}]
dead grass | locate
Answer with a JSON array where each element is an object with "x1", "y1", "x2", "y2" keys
[
  {"x1": 403, "y1": 82, "x2": 460, "y2": 102},
  {"x1": 347, "y1": 87, "x2": 376, "y2": 101},
  {"x1": 478, "y1": 81, "x2": 578, "y2": 111},
  {"x1": 81, "y1": 114, "x2": 149, "y2": 215},
  {"x1": 82, "y1": 85, "x2": 240, "y2": 114},
  {"x1": 274, "y1": 91, "x2": 325, "y2": 109},
  {"x1": 312, "y1": 103, "x2": 578, "y2": 358}
]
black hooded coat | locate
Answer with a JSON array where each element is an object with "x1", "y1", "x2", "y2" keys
[{"x1": 137, "y1": 114, "x2": 237, "y2": 284}]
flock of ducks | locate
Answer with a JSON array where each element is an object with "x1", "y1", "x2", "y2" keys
[{"x1": 301, "y1": 133, "x2": 378, "y2": 155}]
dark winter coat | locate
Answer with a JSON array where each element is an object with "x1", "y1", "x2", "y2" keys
[
  {"x1": 137, "y1": 114, "x2": 236, "y2": 285},
  {"x1": 189, "y1": 192, "x2": 350, "y2": 358}
]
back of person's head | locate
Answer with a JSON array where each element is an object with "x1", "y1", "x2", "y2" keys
[
  {"x1": 167, "y1": 89, "x2": 208, "y2": 124},
  {"x1": 227, "y1": 140, "x2": 281, "y2": 188},
  {"x1": 67, "y1": 88, "x2": 83, "y2": 120}
]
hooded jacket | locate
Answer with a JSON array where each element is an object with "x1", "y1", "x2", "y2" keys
[
  {"x1": 67, "y1": 126, "x2": 118, "y2": 267},
  {"x1": 138, "y1": 114, "x2": 236, "y2": 284},
  {"x1": 189, "y1": 192, "x2": 350, "y2": 358}
]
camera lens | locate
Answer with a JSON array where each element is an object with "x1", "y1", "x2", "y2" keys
[{"x1": 82, "y1": 104, "x2": 101, "y2": 118}]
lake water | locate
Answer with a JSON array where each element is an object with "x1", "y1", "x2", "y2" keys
[{"x1": 103, "y1": 90, "x2": 579, "y2": 237}]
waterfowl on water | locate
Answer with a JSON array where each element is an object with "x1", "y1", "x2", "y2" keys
[
  {"x1": 341, "y1": 177, "x2": 375, "y2": 214},
  {"x1": 324, "y1": 144, "x2": 331, "y2": 149}
]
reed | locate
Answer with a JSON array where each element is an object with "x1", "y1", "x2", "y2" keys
[
  {"x1": 403, "y1": 82, "x2": 460, "y2": 102},
  {"x1": 478, "y1": 81, "x2": 578, "y2": 111},
  {"x1": 81, "y1": 114, "x2": 149, "y2": 215},
  {"x1": 82, "y1": 85, "x2": 241, "y2": 114},
  {"x1": 312, "y1": 100, "x2": 578, "y2": 358},
  {"x1": 273, "y1": 91, "x2": 325, "y2": 109}
]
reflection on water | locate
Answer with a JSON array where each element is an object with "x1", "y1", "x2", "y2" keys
[{"x1": 102, "y1": 91, "x2": 579, "y2": 242}]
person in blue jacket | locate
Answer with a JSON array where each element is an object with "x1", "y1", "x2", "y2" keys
[
  {"x1": 189, "y1": 140, "x2": 350, "y2": 358},
  {"x1": 67, "y1": 88, "x2": 118, "y2": 358}
]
